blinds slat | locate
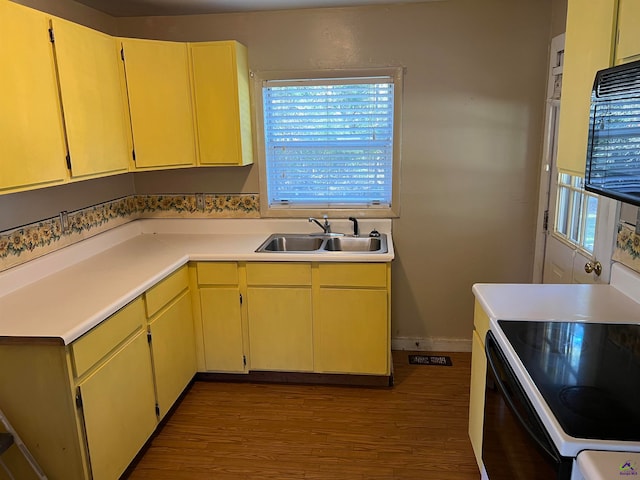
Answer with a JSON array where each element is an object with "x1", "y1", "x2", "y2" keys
[{"x1": 263, "y1": 77, "x2": 394, "y2": 207}]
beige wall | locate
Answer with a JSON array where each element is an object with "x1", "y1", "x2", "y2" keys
[
  {"x1": 11, "y1": 0, "x2": 117, "y2": 33},
  {"x1": 552, "y1": 0, "x2": 568, "y2": 37},
  {"x1": 117, "y1": 0, "x2": 554, "y2": 345},
  {"x1": 2, "y1": 0, "x2": 559, "y2": 346}
]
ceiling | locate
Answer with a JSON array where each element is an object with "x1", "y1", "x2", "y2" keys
[{"x1": 73, "y1": 0, "x2": 440, "y2": 17}]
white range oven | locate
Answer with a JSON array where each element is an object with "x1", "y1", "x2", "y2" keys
[{"x1": 479, "y1": 263, "x2": 640, "y2": 480}]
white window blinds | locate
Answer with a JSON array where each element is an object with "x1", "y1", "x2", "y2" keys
[{"x1": 262, "y1": 76, "x2": 395, "y2": 208}]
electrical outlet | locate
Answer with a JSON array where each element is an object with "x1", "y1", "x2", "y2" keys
[
  {"x1": 59, "y1": 211, "x2": 69, "y2": 233},
  {"x1": 196, "y1": 193, "x2": 205, "y2": 211}
]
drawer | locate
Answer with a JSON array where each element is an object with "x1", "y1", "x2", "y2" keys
[
  {"x1": 473, "y1": 300, "x2": 490, "y2": 344},
  {"x1": 145, "y1": 266, "x2": 189, "y2": 318},
  {"x1": 197, "y1": 262, "x2": 239, "y2": 285},
  {"x1": 246, "y1": 262, "x2": 311, "y2": 286},
  {"x1": 72, "y1": 297, "x2": 145, "y2": 377},
  {"x1": 318, "y1": 263, "x2": 387, "y2": 288}
]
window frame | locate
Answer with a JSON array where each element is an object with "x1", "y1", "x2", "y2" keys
[
  {"x1": 253, "y1": 67, "x2": 403, "y2": 218},
  {"x1": 553, "y1": 173, "x2": 599, "y2": 255}
]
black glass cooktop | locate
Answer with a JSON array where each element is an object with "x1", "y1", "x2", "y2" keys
[{"x1": 498, "y1": 320, "x2": 640, "y2": 441}]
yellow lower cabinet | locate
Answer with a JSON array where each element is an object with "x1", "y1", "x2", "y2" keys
[
  {"x1": 0, "y1": 344, "x2": 87, "y2": 480},
  {"x1": 197, "y1": 263, "x2": 246, "y2": 372},
  {"x1": 245, "y1": 263, "x2": 313, "y2": 372},
  {"x1": 468, "y1": 301, "x2": 490, "y2": 470},
  {"x1": 148, "y1": 290, "x2": 196, "y2": 419},
  {"x1": 315, "y1": 288, "x2": 388, "y2": 375},
  {"x1": 78, "y1": 330, "x2": 157, "y2": 480},
  {"x1": 247, "y1": 286, "x2": 313, "y2": 372},
  {"x1": 314, "y1": 263, "x2": 390, "y2": 376},
  {"x1": 468, "y1": 329, "x2": 487, "y2": 470}
]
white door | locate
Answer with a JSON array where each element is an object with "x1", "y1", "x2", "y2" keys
[{"x1": 533, "y1": 34, "x2": 618, "y2": 285}]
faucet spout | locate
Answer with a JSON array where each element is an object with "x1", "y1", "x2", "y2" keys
[
  {"x1": 348, "y1": 217, "x2": 359, "y2": 236},
  {"x1": 308, "y1": 215, "x2": 331, "y2": 234}
]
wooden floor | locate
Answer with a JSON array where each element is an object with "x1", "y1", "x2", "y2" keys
[{"x1": 124, "y1": 351, "x2": 480, "y2": 479}]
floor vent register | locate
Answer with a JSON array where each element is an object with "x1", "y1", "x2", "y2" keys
[{"x1": 408, "y1": 355, "x2": 452, "y2": 366}]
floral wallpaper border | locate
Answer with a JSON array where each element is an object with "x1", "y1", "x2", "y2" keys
[
  {"x1": 0, "y1": 194, "x2": 260, "y2": 272},
  {"x1": 612, "y1": 222, "x2": 640, "y2": 274}
]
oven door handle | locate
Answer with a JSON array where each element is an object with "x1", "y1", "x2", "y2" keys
[{"x1": 485, "y1": 332, "x2": 562, "y2": 463}]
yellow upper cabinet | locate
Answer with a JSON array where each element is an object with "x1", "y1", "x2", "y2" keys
[
  {"x1": 615, "y1": 0, "x2": 640, "y2": 63},
  {"x1": 189, "y1": 41, "x2": 254, "y2": 166},
  {"x1": 120, "y1": 38, "x2": 197, "y2": 170},
  {"x1": 51, "y1": 17, "x2": 130, "y2": 180},
  {"x1": 0, "y1": 1, "x2": 67, "y2": 193},
  {"x1": 556, "y1": 0, "x2": 618, "y2": 175}
]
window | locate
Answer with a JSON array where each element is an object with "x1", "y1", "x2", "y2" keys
[
  {"x1": 255, "y1": 69, "x2": 402, "y2": 217},
  {"x1": 554, "y1": 173, "x2": 598, "y2": 253}
]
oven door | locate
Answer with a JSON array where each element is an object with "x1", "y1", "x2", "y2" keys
[{"x1": 482, "y1": 331, "x2": 572, "y2": 480}]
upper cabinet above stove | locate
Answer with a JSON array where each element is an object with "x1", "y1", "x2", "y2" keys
[{"x1": 556, "y1": 0, "x2": 618, "y2": 176}]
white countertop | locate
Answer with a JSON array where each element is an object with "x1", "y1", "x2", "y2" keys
[
  {"x1": 473, "y1": 263, "x2": 640, "y2": 457},
  {"x1": 472, "y1": 282, "x2": 640, "y2": 325},
  {"x1": 0, "y1": 218, "x2": 394, "y2": 345}
]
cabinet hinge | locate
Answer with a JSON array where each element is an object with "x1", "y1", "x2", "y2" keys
[
  {"x1": 155, "y1": 404, "x2": 160, "y2": 417},
  {"x1": 239, "y1": 293, "x2": 243, "y2": 305},
  {"x1": 48, "y1": 27, "x2": 55, "y2": 43},
  {"x1": 120, "y1": 47, "x2": 125, "y2": 61},
  {"x1": 243, "y1": 355, "x2": 247, "y2": 367},
  {"x1": 75, "y1": 388, "x2": 83, "y2": 409},
  {"x1": 65, "y1": 153, "x2": 72, "y2": 171},
  {"x1": 132, "y1": 149, "x2": 136, "y2": 162},
  {"x1": 543, "y1": 209, "x2": 549, "y2": 231},
  {"x1": 147, "y1": 331, "x2": 152, "y2": 343}
]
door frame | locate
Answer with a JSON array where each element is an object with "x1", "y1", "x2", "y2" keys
[{"x1": 532, "y1": 33, "x2": 565, "y2": 283}]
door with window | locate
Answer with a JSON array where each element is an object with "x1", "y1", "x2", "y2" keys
[{"x1": 535, "y1": 34, "x2": 618, "y2": 285}]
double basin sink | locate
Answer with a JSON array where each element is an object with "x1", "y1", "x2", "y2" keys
[{"x1": 255, "y1": 233, "x2": 388, "y2": 254}]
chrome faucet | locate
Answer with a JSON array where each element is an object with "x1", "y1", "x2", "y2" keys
[{"x1": 309, "y1": 215, "x2": 331, "y2": 234}]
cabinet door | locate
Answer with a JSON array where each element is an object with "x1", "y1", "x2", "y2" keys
[
  {"x1": 616, "y1": 0, "x2": 640, "y2": 63},
  {"x1": 120, "y1": 38, "x2": 196, "y2": 169},
  {"x1": 51, "y1": 18, "x2": 130, "y2": 179},
  {"x1": 468, "y1": 329, "x2": 487, "y2": 470},
  {"x1": 247, "y1": 287, "x2": 313, "y2": 372},
  {"x1": 190, "y1": 41, "x2": 253, "y2": 166},
  {"x1": 556, "y1": 0, "x2": 617, "y2": 175},
  {"x1": 316, "y1": 288, "x2": 388, "y2": 375},
  {"x1": 0, "y1": 1, "x2": 67, "y2": 193},
  {"x1": 200, "y1": 287, "x2": 245, "y2": 372},
  {"x1": 78, "y1": 330, "x2": 157, "y2": 480},
  {"x1": 149, "y1": 290, "x2": 196, "y2": 419}
]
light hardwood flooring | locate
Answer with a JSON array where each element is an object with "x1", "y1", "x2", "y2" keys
[{"x1": 124, "y1": 351, "x2": 479, "y2": 479}]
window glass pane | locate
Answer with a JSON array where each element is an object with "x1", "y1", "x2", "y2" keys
[
  {"x1": 553, "y1": 173, "x2": 599, "y2": 253},
  {"x1": 569, "y1": 190, "x2": 582, "y2": 242},
  {"x1": 582, "y1": 195, "x2": 598, "y2": 253},
  {"x1": 557, "y1": 186, "x2": 570, "y2": 236},
  {"x1": 263, "y1": 78, "x2": 395, "y2": 207},
  {"x1": 571, "y1": 176, "x2": 583, "y2": 189}
]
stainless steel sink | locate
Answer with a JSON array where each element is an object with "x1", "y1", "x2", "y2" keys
[
  {"x1": 323, "y1": 236, "x2": 383, "y2": 252},
  {"x1": 258, "y1": 234, "x2": 324, "y2": 252},
  {"x1": 255, "y1": 233, "x2": 388, "y2": 253}
]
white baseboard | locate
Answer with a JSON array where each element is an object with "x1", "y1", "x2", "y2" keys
[{"x1": 391, "y1": 336, "x2": 472, "y2": 353}]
